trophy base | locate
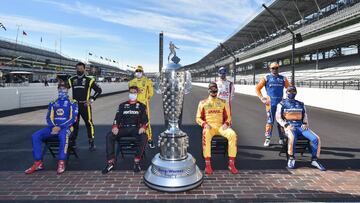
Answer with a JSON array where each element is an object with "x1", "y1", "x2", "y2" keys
[{"x1": 144, "y1": 153, "x2": 203, "y2": 192}]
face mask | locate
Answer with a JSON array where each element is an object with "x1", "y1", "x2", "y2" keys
[
  {"x1": 77, "y1": 70, "x2": 84, "y2": 77},
  {"x1": 287, "y1": 93, "x2": 296, "y2": 99},
  {"x1": 270, "y1": 68, "x2": 279, "y2": 75},
  {"x1": 134, "y1": 72, "x2": 142, "y2": 79},
  {"x1": 208, "y1": 89, "x2": 218, "y2": 97},
  {"x1": 58, "y1": 89, "x2": 68, "y2": 99},
  {"x1": 129, "y1": 93, "x2": 137, "y2": 101}
]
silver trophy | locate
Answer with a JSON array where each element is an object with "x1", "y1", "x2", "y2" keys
[{"x1": 144, "y1": 62, "x2": 203, "y2": 192}]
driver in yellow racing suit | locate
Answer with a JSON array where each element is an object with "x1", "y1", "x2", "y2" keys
[
  {"x1": 196, "y1": 82, "x2": 238, "y2": 175},
  {"x1": 128, "y1": 65, "x2": 155, "y2": 148}
]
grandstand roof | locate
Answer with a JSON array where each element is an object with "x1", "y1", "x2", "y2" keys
[{"x1": 185, "y1": 0, "x2": 338, "y2": 69}]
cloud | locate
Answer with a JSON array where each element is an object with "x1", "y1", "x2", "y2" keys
[
  {"x1": 29, "y1": 0, "x2": 275, "y2": 67},
  {"x1": 0, "y1": 14, "x2": 121, "y2": 43},
  {"x1": 35, "y1": 1, "x2": 234, "y2": 45},
  {"x1": 38, "y1": 0, "x2": 275, "y2": 47}
]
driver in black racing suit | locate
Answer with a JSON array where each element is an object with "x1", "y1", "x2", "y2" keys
[{"x1": 102, "y1": 86, "x2": 148, "y2": 174}]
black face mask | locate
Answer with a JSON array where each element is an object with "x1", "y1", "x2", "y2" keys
[
  {"x1": 77, "y1": 71, "x2": 84, "y2": 76},
  {"x1": 209, "y1": 89, "x2": 218, "y2": 97}
]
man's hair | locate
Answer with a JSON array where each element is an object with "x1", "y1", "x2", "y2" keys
[
  {"x1": 208, "y1": 82, "x2": 218, "y2": 89},
  {"x1": 286, "y1": 86, "x2": 297, "y2": 92},
  {"x1": 76, "y1": 62, "x2": 86, "y2": 68},
  {"x1": 58, "y1": 80, "x2": 70, "y2": 89},
  {"x1": 129, "y1": 85, "x2": 139, "y2": 92}
]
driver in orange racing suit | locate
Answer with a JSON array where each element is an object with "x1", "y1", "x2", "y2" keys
[{"x1": 196, "y1": 82, "x2": 238, "y2": 175}]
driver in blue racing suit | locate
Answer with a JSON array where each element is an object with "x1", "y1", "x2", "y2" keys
[
  {"x1": 276, "y1": 86, "x2": 325, "y2": 171},
  {"x1": 256, "y1": 62, "x2": 290, "y2": 147},
  {"x1": 25, "y1": 80, "x2": 78, "y2": 174}
]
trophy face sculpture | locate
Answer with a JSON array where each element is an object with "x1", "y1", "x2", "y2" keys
[{"x1": 144, "y1": 62, "x2": 203, "y2": 192}]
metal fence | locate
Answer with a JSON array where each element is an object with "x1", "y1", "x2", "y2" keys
[{"x1": 193, "y1": 77, "x2": 360, "y2": 90}]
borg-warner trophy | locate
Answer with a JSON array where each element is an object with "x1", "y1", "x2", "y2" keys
[{"x1": 143, "y1": 62, "x2": 203, "y2": 192}]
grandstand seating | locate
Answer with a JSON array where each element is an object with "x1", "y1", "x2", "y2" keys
[
  {"x1": 237, "y1": 55, "x2": 360, "y2": 82},
  {"x1": 238, "y1": 3, "x2": 360, "y2": 60}
]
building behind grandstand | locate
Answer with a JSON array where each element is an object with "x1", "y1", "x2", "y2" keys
[{"x1": 183, "y1": 0, "x2": 360, "y2": 90}]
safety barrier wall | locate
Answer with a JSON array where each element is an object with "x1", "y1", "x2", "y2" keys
[
  {"x1": 193, "y1": 83, "x2": 360, "y2": 115},
  {"x1": 0, "y1": 82, "x2": 128, "y2": 111}
]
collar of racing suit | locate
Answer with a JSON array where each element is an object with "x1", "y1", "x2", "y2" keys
[
  {"x1": 128, "y1": 100, "x2": 138, "y2": 104},
  {"x1": 208, "y1": 95, "x2": 217, "y2": 100}
]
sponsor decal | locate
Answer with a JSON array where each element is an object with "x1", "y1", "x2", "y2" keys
[
  {"x1": 56, "y1": 108, "x2": 65, "y2": 116},
  {"x1": 284, "y1": 108, "x2": 303, "y2": 112},
  {"x1": 208, "y1": 109, "x2": 221, "y2": 114},
  {"x1": 123, "y1": 110, "x2": 139, "y2": 115}
]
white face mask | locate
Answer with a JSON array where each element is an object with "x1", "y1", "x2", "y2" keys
[
  {"x1": 129, "y1": 93, "x2": 137, "y2": 101},
  {"x1": 134, "y1": 72, "x2": 143, "y2": 78}
]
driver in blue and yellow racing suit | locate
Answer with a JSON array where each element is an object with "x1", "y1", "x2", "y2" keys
[
  {"x1": 25, "y1": 81, "x2": 78, "y2": 174},
  {"x1": 256, "y1": 62, "x2": 290, "y2": 147},
  {"x1": 276, "y1": 86, "x2": 326, "y2": 171}
]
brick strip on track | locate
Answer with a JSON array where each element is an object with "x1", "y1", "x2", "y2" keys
[{"x1": 0, "y1": 169, "x2": 359, "y2": 201}]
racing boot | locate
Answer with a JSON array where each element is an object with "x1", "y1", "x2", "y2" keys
[
  {"x1": 89, "y1": 139, "x2": 96, "y2": 151},
  {"x1": 287, "y1": 156, "x2": 295, "y2": 169},
  {"x1": 25, "y1": 161, "x2": 44, "y2": 174},
  {"x1": 311, "y1": 158, "x2": 326, "y2": 171},
  {"x1": 133, "y1": 157, "x2": 141, "y2": 173},
  {"x1": 57, "y1": 160, "x2": 66, "y2": 174},
  {"x1": 148, "y1": 140, "x2": 155, "y2": 149},
  {"x1": 204, "y1": 157, "x2": 213, "y2": 175},
  {"x1": 264, "y1": 124, "x2": 272, "y2": 147},
  {"x1": 228, "y1": 157, "x2": 238, "y2": 174},
  {"x1": 263, "y1": 137, "x2": 271, "y2": 147},
  {"x1": 102, "y1": 158, "x2": 115, "y2": 174}
]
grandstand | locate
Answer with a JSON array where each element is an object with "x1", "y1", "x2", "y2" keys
[
  {"x1": 0, "y1": 38, "x2": 129, "y2": 83},
  {"x1": 184, "y1": 0, "x2": 360, "y2": 90}
]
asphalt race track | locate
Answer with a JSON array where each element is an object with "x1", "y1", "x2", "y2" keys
[{"x1": 0, "y1": 86, "x2": 359, "y2": 172}]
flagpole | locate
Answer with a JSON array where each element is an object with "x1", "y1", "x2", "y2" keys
[
  {"x1": 60, "y1": 32, "x2": 62, "y2": 72},
  {"x1": 21, "y1": 30, "x2": 24, "y2": 45},
  {"x1": 14, "y1": 24, "x2": 22, "y2": 60},
  {"x1": 15, "y1": 25, "x2": 20, "y2": 44}
]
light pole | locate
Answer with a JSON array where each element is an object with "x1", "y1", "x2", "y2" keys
[
  {"x1": 262, "y1": 4, "x2": 302, "y2": 85},
  {"x1": 220, "y1": 43, "x2": 237, "y2": 84}
]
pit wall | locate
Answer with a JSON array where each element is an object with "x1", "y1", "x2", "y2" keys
[{"x1": 0, "y1": 82, "x2": 128, "y2": 111}]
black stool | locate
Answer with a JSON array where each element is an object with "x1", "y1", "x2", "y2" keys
[
  {"x1": 279, "y1": 135, "x2": 310, "y2": 160},
  {"x1": 116, "y1": 136, "x2": 146, "y2": 159},
  {"x1": 42, "y1": 136, "x2": 78, "y2": 159},
  {"x1": 211, "y1": 135, "x2": 228, "y2": 156}
]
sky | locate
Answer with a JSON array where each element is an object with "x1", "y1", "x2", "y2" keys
[{"x1": 0, "y1": 0, "x2": 273, "y2": 72}]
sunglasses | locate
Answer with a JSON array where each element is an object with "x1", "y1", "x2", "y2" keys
[
  {"x1": 270, "y1": 68, "x2": 278, "y2": 70},
  {"x1": 135, "y1": 70, "x2": 143, "y2": 73}
]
